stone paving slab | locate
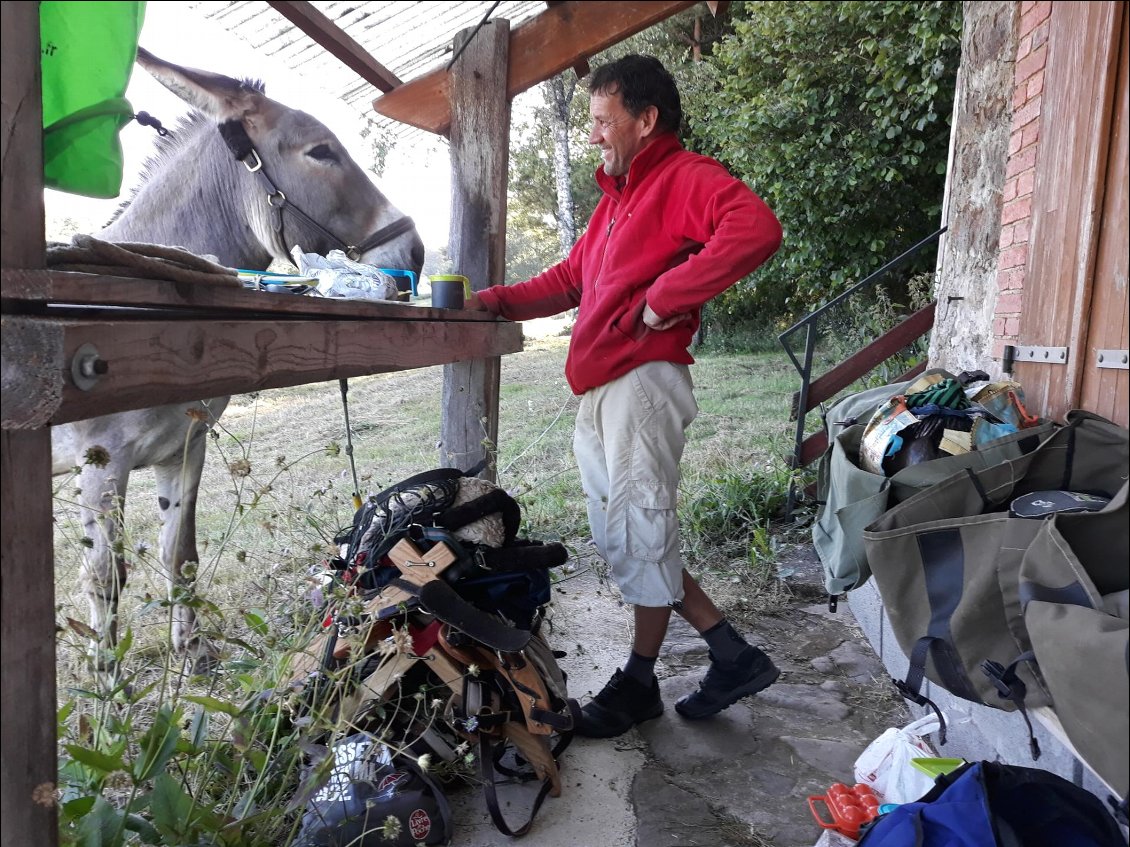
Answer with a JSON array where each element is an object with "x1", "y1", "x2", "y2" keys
[{"x1": 441, "y1": 558, "x2": 907, "y2": 847}]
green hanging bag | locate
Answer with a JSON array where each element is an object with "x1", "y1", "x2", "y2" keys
[{"x1": 40, "y1": 1, "x2": 146, "y2": 198}]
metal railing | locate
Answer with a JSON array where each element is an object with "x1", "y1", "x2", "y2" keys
[{"x1": 778, "y1": 227, "x2": 947, "y2": 513}]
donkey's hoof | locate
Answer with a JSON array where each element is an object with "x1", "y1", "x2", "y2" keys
[
  {"x1": 181, "y1": 639, "x2": 222, "y2": 676},
  {"x1": 87, "y1": 640, "x2": 120, "y2": 674}
]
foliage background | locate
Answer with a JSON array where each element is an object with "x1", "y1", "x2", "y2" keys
[{"x1": 504, "y1": 1, "x2": 963, "y2": 337}]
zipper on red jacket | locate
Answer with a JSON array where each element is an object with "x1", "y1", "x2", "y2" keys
[
  {"x1": 595, "y1": 210, "x2": 618, "y2": 290},
  {"x1": 595, "y1": 177, "x2": 628, "y2": 291}
]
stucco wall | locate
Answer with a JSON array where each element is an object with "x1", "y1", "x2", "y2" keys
[{"x1": 930, "y1": 1, "x2": 1021, "y2": 375}]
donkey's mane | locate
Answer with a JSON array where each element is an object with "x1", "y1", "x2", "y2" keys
[{"x1": 105, "y1": 78, "x2": 266, "y2": 228}]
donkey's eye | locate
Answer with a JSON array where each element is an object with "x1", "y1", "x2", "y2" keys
[{"x1": 306, "y1": 144, "x2": 340, "y2": 163}]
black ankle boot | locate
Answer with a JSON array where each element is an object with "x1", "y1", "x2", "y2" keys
[
  {"x1": 674, "y1": 646, "x2": 779, "y2": 720},
  {"x1": 577, "y1": 669, "x2": 663, "y2": 737}
]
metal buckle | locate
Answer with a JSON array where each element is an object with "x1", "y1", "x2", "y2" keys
[{"x1": 242, "y1": 149, "x2": 263, "y2": 173}]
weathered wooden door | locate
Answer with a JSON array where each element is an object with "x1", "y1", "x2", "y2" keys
[{"x1": 1016, "y1": 1, "x2": 1128, "y2": 426}]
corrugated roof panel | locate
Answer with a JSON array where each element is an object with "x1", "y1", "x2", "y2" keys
[{"x1": 189, "y1": 1, "x2": 546, "y2": 144}]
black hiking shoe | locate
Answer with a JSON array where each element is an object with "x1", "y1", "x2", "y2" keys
[
  {"x1": 577, "y1": 669, "x2": 663, "y2": 738},
  {"x1": 675, "y1": 646, "x2": 780, "y2": 720}
]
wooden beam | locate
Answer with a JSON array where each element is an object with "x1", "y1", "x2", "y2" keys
[
  {"x1": 1, "y1": 316, "x2": 523, "y2": 427},
  {"x1": 1, "y1": 268, "x2": 509, "y2": 323},
  {"x1": 0, "y1": 3, "x2": 57, "y2": 845},
  {"x1": 546, "y1": 0, "x2": 592, "y2": 75},
  {"x1": 267, "y1": 0, "x2": 402, "y2": 93},
  {"x1": 374, "y1": 0, "x2": 698, "y2": 135},
  {"x1": 790, "y1": 360, "x2": 928, "y2": 468},
  {"x1": 790, "y1": 302, "x2": 936, "y2": 419},
  {"x1": 442, "y1": 20, "x2": 510, "y2": 478}
]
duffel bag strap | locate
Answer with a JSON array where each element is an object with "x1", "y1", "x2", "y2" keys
[
  {"x1": 895, "y1": 636, "x2": 950, "y2": 745},
  {"x1": 471, "y1": 540, "x2": 569, "y2": 573},
  {"x1": 416, "y1": 526, "x2": 568, "y2": 574},
  {"x1": 982, "y1": 652, "x2": 1041, "y2": 759},
  {"x1": 479, "y1": 698, "x2": 581, "y2": 836},
  {"x1": 436, "y1": 486, "x2": 522, "y2": 545},
  {"x1": 479, "y1": 728, "x2": 555, "y2": 837}
]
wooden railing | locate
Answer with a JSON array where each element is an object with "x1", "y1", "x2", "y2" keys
[{"x1": 778, "y1": 229, "x2": 945, "y2": 509}]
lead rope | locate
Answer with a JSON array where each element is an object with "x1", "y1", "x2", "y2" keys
[{"x1": 338, "y1": 379, "x2": 363, "y2": 510}]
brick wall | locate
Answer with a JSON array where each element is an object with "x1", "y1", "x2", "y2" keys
[{"x1": 992, "y1": 0, "x2": 1051, "y2": 361}]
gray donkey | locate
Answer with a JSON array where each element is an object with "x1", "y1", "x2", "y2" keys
[{"x1": 52, "y1": 49, "x2": 424, "y2": 670}]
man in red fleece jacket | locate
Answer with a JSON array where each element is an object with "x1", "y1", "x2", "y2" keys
[{"x1": 467, "y1": 55, "x2": 784, "y2": 738}]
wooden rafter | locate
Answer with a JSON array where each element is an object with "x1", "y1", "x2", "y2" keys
[
  {"x1": 546, "y1": 0, "x2": 592, "y2": 77},
  {"x1": 374, "y1": 0, "x2": 698, "y2": 135},
  {"x1": 266, "y1": 0, "x2": 402, "y2": 93}
]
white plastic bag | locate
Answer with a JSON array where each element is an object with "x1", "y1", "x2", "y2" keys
[
  {"x1": 853, "y1": 714, "x2": 940, "y2": 803},
  {"x1": 290, "y1": 245, "x2": 398, "y2": 302}
]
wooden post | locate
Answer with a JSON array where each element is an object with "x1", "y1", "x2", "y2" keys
[
  {"x1": 1, "y1": 3, "x2": 58, "y2": 845},
  {"x1": 441, "y1": 19, "x2": 511, "y2": 479}
]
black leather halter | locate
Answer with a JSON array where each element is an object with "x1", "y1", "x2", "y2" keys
[{"x1": 218, "y1": 120, "x2": 414, "y2": 261}]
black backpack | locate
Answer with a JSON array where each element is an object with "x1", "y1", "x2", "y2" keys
[{"x1": 330, "y1": 466, "x2": 567, "y2": 630}]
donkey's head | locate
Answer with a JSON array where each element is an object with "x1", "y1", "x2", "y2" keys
[{"x1": 131, "y1": 48, "x2": 424, "y2": 274}]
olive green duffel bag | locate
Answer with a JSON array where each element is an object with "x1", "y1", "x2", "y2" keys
[
  {"x1": 813, "y1": 369, "x2": 1053, "y2": 598},
  {"x1": 1020, "y1": 481, "x2": 1128, "y2": 803},
  {"x1": 862, "y1": 411, "x2": 1128, "y2": 754}
]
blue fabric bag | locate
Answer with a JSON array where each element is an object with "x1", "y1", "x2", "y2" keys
[{"x1": 857, "y1": 761, "x2": 1124, "y2": 846}]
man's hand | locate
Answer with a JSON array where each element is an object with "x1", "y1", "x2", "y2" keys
[
  {"x1": 642, "y1": 302, "x2": 692, "y2": 331},
  {"x1": 465, "y1": 291, "x2": 487, "y2": 311}
]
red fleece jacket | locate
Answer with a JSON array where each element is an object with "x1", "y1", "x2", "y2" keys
[{"x1": 478, "y1": 133, "x2": 782, "y2": 395}]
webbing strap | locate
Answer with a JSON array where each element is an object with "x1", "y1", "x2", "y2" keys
[
  {"x1": 1017, "y1": 579, "x2": 1094, "y2": 612},
  {"x1": 480, "y1": 731, "x2": 555, "y2": 837},
  {"x1": 897, "y1": 637, "x2": 949, "y2": 745},
  {"x1": 437, "y1": 487, "x2": 521, "y2": 544},
  {"x1": 915, "y1": 529, "x2": 985, "y2": 703},
  {"x1": 982, "y1": 653, "x2": 1041, "y2": 759}
]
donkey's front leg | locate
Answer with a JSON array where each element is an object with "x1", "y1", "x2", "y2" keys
[
  {"x1": 154, "y1": 434, "x2": 219, "y2": 673},
  {"x1": 77, "y1": 461, "x2": 130, "y2": 670}
]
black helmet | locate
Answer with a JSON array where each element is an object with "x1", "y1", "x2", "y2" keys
[{"x1": 295, "y1": 732, "x2": 453, "y2": 846}]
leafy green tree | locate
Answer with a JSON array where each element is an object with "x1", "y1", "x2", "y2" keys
[
  {"x1": 685, "y1": 1, "x2": 962, "y2": 321},
  {"x1": 505, "y1": 72, "x2": 601, "y2": 283}
]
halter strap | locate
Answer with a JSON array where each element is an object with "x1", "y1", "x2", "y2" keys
[{"x1": 217, "y1": 120, "x2": 413, "y2": 261}]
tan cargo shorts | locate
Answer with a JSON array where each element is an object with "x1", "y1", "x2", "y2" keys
[{"x1": 573, "y1": 360, "x2": 698, "y2": 606}]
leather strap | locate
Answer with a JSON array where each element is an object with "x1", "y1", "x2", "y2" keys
[{"x1": 218, "y1": 119, "x2": 414, "y2": 261}]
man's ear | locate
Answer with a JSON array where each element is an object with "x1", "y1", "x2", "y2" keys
[{"x1": 640, "y1": 104, "x2": 661, "y2": 137}]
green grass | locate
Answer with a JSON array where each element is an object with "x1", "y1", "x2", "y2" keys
[
  {"x1": 51, "y1": 334, "x2": 813, "y2": 845},
  {"x1": 55, "y1": 337, "x2": 809, "y2": 665}
]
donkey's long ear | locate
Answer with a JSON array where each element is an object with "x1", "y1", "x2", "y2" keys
[{"x1": 136, "y1": 47, "x2": 266, "y2": 122}]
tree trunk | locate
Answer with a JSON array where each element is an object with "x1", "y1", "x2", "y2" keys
[{"x1": 547, "y1": 73, "x2": 577, "y2": 257}]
